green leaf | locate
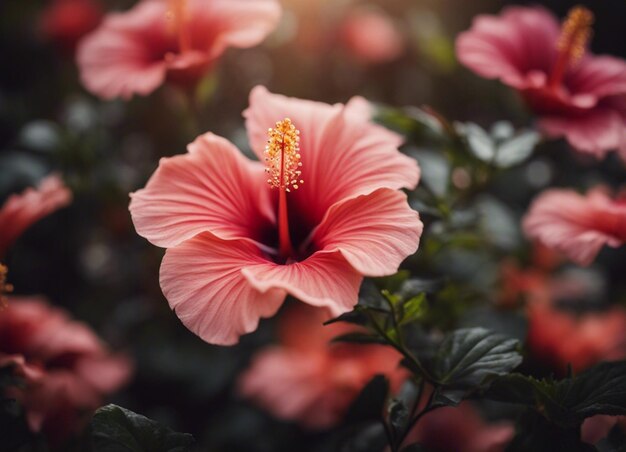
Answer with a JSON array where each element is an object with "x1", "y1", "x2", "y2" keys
[
  {"x1": 332, "y1": 332, "x2": 387, "y2": 345},
  {"x1": 381, "y1": 289, "x2": 401, "y2": 307},
  {"x1": 91, "y1": 404, "x2": 196, "y2": 452},
  {"x1": 505, "y1": 410, "x2": 595, "y2": 452},
  {"x1": 488, "y1": 361, "x2": 626, "y2": 428},
  {"x1": 344, "y1": 376, "x2": 389, "y2": 424},
  {"x1": 494, "y1": 130, "x2": 539, "y2": 168},
  {"x1": 428, "y1": 328, "x2": 522, "y2": 403},
  {"x1": 399, "y1": 294, "x2": 427, "y2": 326},
  {"x1": 324, "y1": 308, "x2": 370, "y2": 327},
  {"x1": 388, "y1": 398, "x2": 410, "y2": 438}
]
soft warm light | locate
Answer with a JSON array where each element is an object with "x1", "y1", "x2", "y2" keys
[{"x1": 265, "y1": 118, "x2": 303, "y2": 192}]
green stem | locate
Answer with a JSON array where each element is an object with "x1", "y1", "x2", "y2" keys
[
  {"x1": 363, "y1": 310, "x2": 435, "y2": 383},
  {"x1": 394, "y1": 386, "x2": 440, "y2": 451}
]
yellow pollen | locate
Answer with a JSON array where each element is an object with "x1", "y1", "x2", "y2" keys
[
  {"x1": 265, "y1": 118, "x2": 303, "y2": 191},
  {"x1": 557, "y1": 6, "x2": 594, "y2": 64},
  {"x1": 0, "y1": 264, "x2": 13, "y2": 310}
]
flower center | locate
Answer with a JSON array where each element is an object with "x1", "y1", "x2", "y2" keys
[
  {"x1": 166, "y1": 0, "x2": 192, "y2": 53},
  {"x1": 0, "y1": 264, "x2": 13, "y2": 310},
  {"x1": 265, "y1": 118, "x2": 303, "y2": 259},
  {"x1": 549, "y1": 6, "x2": 594, "y2": 89}
]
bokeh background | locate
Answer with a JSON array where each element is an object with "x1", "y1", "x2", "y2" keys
[{"x1": 1, "y1": 0, "x2": 625, "y2": 450}]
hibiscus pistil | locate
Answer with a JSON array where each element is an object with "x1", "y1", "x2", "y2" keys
[
  {"x1": 166, "y1": 0, "x2": 191, "y2": 53},
  {"x1": 265, "y1": 118, "x2": 303, "y2": 259},
  {"x1": 549, "y1": 6, "x2": 594, "y2": 89},
  {"x1": 0, "y1": 264, "x2": 13, "y2": 309}
]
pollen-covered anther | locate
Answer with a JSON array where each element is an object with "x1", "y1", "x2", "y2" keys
[
  {"x1": 0, "y1": 264, "x2": 13, "y2": 310},
  {"x1": 264, "y1": 118, "x2": 302, "y2": 191},
  {"x1": 558, "y1": 6, "x2": 594, "y2": 64}
]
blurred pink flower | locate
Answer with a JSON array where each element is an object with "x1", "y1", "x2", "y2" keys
[
  {"x1": 39, "y1": 0, "x2": 103, "y2": 52},
  {"x1": 341, "y1": 8, "x2": 404, "y2": 64},
  {"x1": 238, "y1": 304, "x2": 407, "y2": 429},
  {"x1": 582, "y1": 415, "x2": 624, "y2": 446},
  {"x1": 527, "y1": 302, "x2": 626, "y2": 373},
  {"x1": 456, "y1": 6, "x2": 626, "y2": 158},
  {"x1": 523, "y1": 187, "x2": 626, "y2": 266},
  {"x1": 77, "y1": 0, "x2": 282, "y2": 99},
  {"x1": 0, "y1": 297, "x2": 132, "y2": 445},
  {"x1": 403, "y1": 402, "x2": 514, "y2": 452},
  {"x1": 129, "y1": 86, "x2": 421, "y2": 345},
  {"x1": 0, "y1": 174, "x2": 72, "y2": 258}
]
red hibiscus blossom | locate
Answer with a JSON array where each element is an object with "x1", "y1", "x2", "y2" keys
[
  {"x1": 238, "y1": 304, "x2": 407, "y2": 429},
  {"x1": 456, "y1": 6, "x2": 626, "y2": 158},
  {"x1": 129, "y1": 86, "x2": 422, "y2": 345},
  {"x1": 523, "y1": 187, "x2": 626, "y2": 266},
  {"x1": 0, "y1": 297, "x2": 132, "y2": 445},
  {"x1": 527, "y1": 302, "x2": 626, "y2": 373},
  {"x1": 0, "y1": 174, "x2": 71, "y2": 259},
  {"x1": 403, "y1": 402, "x2": 514, "y2": 452},
  {"x1": 77, "y1": 0, "x2": 282, "y2": 99}
]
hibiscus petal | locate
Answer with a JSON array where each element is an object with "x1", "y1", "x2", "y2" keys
[
  {"x1": 456, "y1": 6, "x2": 560, "y2": 89},
  {"x1": 160, "y1": 233, "x2": 286, "y2": 345},
  {"x1": 523, "y1": 189, "x2": 625, "y2": 266},
  {"x1": 244, "y1": 86, "x2": 419, "y2": 226},
  {"x1": 539, "y1": 108, "x2": 626, "y2": 158},
  {"x1": 130, "y1": 132, "x2": 275, "y2": 249},
  {"x1": 238, "y1": 348, "x2": 331, "y2": 426},
  {"x1": 189, "y1": 0, "x2": 282, "y2": 58},
  {"x1": 310, "y1": 188, "x2": 422, "y2": 276},
  {"x1": 242, "y1": 251, "x2": 363, "y2": 316},
  {"x1": 568, "y1": 56, "x2": 626, "y2": 98},
  {"x1": 0, "y1": 175, "x2": 71, "y2": 258},
  {"x1": 77, "y1": 1, "x2": 170, "y2": 99},
  {"x1": 75, "y1": 354, "x2": 133, "y2": 394}
]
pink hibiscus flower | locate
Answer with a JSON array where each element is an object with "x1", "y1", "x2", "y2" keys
[
  {"x1": 0, "y1": 297, "x2": 132, "y2": 445},
  {"x1": 39, "y1": 0, "x2": 104, "y2": 53},
  {"x1": 77, "y1": 0, "x2": 282, "y2": 100},
  {"x1": 238, "y1": 304, "x2": 407, "y2": 429},
  {"x1": 340, "y1": 7, "x2": 404, "y2": 64},
  {"x1": 527, "y1": 302, "x2": 626, "y2": 374},
  {"x1": 403, "y1": 402, "x2": 514, "y2": 452},
  {"x1": 582, "y1": 415, "x2": 625, "y2": 446},
  {"x1": 129, "y1": 86, "x2": 422, "y2": 345},
  {"x1": 0, "y1": 174, "x2": 72, "y2": 259},
  {"x1": 456, "y1": 6, "x2": 626, "y2": 158},
  {"x1": 523, "y1": 187, "x2": 626, "y2": 266}
]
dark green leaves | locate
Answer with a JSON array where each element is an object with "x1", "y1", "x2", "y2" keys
[
  {"x1": 489, "y1": 361, "x2": 626, "y2": 428},
  {"x1": 344, "y1": 376, "x2": 389, "y2": 424},
  {"x1": 91, "y1": 404, "x2": 196, "y2": 452},
  {"x1": 455, "y1": 121, "x2": 540, "y2": 168},
  {"x1": 505, "y1": 410, "x2": 596, "y2": 452},
  {"x1": 421, "y1": 328, "x2": 522, "y2": 404}
]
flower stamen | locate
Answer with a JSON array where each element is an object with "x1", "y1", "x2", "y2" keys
[
  {"x1": 549, "y1": 6, "x2": 594, "y2": 89},
  {"x1": 265, "y1": 118, "x2": 303, "y2": 259},
  {"x1": 265, "y1": 118, "x2": 302, "y2": 192},
  {"x1": 0, "y1": 264, "x2": 13, "y2": 310},
  {"x1": 166, "y1": 0, "x2": 192, "y2": 53}
]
